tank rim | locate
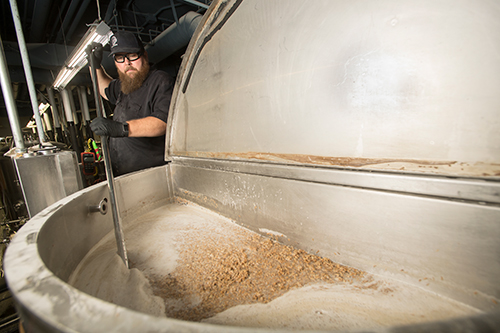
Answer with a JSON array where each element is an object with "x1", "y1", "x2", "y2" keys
[{"x1": 4, "y1": 179, "x2": 500, "y2": 333}]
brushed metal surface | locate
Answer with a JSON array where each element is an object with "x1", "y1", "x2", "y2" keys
[
  {"x1": 4, "y1": 166, "x2": 296, "y2": 333},
  {"x1": 13, "y1": 150, "x2": 83, "y2": 217},
  {"x1": 172, "y1": 156, "x2": 500, "y2": 205},
  {"x1": 167, "y1": 0, "x2": 500, "y2": 177},
  {"x1": 36, "y1": 166, "x2": 171, "y2": 282},
  {"x1": 5, "y1": 164, "x2": 500, "y2": 332},
  {"x1": 170, "y1": 162, "x2": 500, "y2": 312}
]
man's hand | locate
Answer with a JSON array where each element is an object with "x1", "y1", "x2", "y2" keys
[
  {"x1": 86, "y1": 42, "x2": 103, "y2": 67},
  {"x1": 90, "y1": 117, "x2": 129, "y2": 137}
]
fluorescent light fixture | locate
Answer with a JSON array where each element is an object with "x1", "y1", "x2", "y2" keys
[{"x1": 53, "y1": 21, "x2": 112, "y2": 90}]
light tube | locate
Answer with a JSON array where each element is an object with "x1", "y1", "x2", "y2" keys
[{"x1": 53, "y1": 21, "x2": 112, "y2": 90}]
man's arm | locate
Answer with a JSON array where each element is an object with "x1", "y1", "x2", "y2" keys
[
  {"x1": 127, "y1": 116, "x2": 167, "y2": 137},
  {"x1": 94, "y1": 67, "x2": 112, "y2": 100},
  {"x1": 90, "y1": 116, "x2": 166, "y2": 138},
  {"x1": 87, "y1": 43, "x2": 112, "y2": 100}
]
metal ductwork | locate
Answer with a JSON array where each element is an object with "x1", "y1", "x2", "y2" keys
[{"x1": 145, "y1": 11, "x2": 203, "y2": 64}]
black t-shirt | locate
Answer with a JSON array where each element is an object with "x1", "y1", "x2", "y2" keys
[{"x1": 105, "y1": 69, "x2": 174, "y2": 176}]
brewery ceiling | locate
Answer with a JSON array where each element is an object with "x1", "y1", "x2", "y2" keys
[{"x1": 0, "y1": 0, "x2": 210, "y2": 120}]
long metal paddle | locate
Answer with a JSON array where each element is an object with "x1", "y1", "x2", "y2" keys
[{"x1": 88, "y1": 46, "x2": 129, "y2": 268}]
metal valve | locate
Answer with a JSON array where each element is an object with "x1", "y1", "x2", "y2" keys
[{"x1": 89, "y1": 198, "x2": 108, "y2": 215}]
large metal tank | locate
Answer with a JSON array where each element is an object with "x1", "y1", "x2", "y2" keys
[
  {"x1": 0, "y1": 148, "x2": 82, "y2": 218},
  {"x1": 4, "y1": 0, "x2": 500, "y2": 332}
]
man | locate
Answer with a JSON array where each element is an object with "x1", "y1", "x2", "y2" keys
[{"x1": 89, "y1": 31, "x2": 174, "y2": 176}]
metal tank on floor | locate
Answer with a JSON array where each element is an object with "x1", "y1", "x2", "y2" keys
[{"x1": 4, "y1": 0, "x2": 500, "y2": 332}]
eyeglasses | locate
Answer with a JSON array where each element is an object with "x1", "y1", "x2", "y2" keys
[{"x1": 113, "y1": 51, "x2": 143, "y2": 63}]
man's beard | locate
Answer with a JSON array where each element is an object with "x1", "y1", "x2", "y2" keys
[{"x1": 118, "y1": 61, "x2": 150, "y2": 95}]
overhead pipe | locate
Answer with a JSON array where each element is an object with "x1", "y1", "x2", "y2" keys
[
  {"x1": 0, "y1": 34, "x2": 25, "y2": 152},
  {"x1": 145, "y1": 11, "x2": 203, "y2": 65},
  {"x1": 9, "y1": 0, "x2": 47, "y2": 145}
]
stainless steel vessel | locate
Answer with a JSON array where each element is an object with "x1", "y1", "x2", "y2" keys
[
  {"x1": 0, "y1": 148, "x2": 82, "y2": 218},
  {"x1": 4, "y1": 0, "x2": 500, "y2": 332}
]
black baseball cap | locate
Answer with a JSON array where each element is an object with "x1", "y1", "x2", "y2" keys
[{"x1": 109, "y1": 31, "x2": 144, "y2": 56}]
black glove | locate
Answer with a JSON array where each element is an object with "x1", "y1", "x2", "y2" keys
[
  {"x1": 90, "y1": 117, "x2": 129, "y2": 137},
  {"x1": 86, "y1": 42, "x2": 103, "y2": 67}
]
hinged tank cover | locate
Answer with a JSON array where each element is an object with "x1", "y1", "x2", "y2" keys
[{"x1": 167, "y1": 0, "x2": 500, "y2": 178}]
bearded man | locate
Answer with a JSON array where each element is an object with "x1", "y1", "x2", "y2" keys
[{"x1": 90, "y1": 31, "x2": 174, "y2": 176}]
